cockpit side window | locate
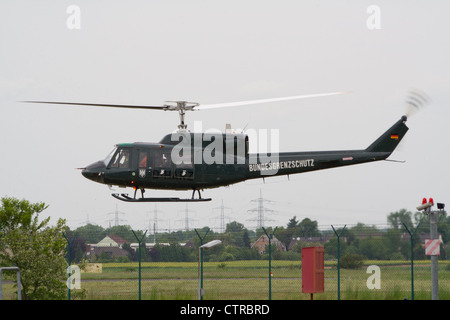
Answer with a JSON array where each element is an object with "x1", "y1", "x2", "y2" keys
[
  {"x1": 139, "y1": 151, "x2": 147, "y2": 168},
  {"x1": 154, "y1": 150, "x2": 171, "y2": 168},
  {"x1": 110, "y1": 148, "x2": 130, "y2": 168}
]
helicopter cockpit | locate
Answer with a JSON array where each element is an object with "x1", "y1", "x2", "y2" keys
[
  {"x1": 103, "y1": 146, "x2": 130, "y2": 169},
  {"x1": 110, "y1": 148, "x2": 130, "y2": 168}
]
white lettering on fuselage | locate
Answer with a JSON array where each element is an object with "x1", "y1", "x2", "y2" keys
[{"x1": 249, "y1": 159, "x2": 314, "y2": 172}]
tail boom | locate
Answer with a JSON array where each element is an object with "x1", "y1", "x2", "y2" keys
[{"x1": 245, "y1": 115, "x2": 409, "y2": 179}]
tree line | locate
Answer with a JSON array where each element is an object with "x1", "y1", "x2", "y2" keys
[
  {"x1": 65, "y1": 208, "x2": 450, "y2": 263},
  {"x1": 1, "y1": 196, "x2": 448, "y2": 299}
]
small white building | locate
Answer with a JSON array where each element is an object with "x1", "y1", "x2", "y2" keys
[{"x1": 95, "y1": 235, "x2": 129, "y2": 248}]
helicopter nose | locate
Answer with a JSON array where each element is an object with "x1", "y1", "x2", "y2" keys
[{"x1": 81, "y1": 161, "x2": 106, "y2": 183}]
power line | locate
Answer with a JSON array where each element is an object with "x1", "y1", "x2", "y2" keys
[
  {"x1": 106, "y1": 204, "x2": 127, "y2": 227},
  {"x1": 145, "y1": 204, "x2": 165, "y2": 243},
  {"x1": 211, "y1": 199, "x2": 233, "y2": 232},
  {"x1": 247, "y1": 189, "x2": 276, "y2": 230},
  {"x1": 177, "y1": 204, "x2": 197, "y2": 231}
]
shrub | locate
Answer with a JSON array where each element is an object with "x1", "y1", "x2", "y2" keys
[
  {"x1": 340, "y1": 253, "x2": 364, "y2": 269},
  {"x1": 217, "y1": 263, "x2": 227, "y2": 269},
  {"x1": 218, "y1": 252, "x2": 235, "y2": 261}
]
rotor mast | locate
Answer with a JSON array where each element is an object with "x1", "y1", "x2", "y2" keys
[{"x1": 164, "y1": 101, "x2": 199, "y2": 130}]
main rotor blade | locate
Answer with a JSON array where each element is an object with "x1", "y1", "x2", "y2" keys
[
  {"x1": 196, "y1": 91, "x2": 350, "y2": 110},
  {"x1": 22, "y1": 101, "x2": 166, "y2": 110},
  {"x1": 22, "y1": 91, "x2": 350, "y2": 112}
]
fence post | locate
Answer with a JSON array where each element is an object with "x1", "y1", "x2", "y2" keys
[
  {"x1": 0, "y1": 267, "x2": 21, "y2": 300},
  {"x1": 63, "y1": 232, "x2": 74, "y2": 301},
  {"x1": 132, "y1": 230, "x2": 147, "y2": 300},
  {"x1": 402, "y1": 221, "x2": 421, "y2": 300},
  {"x1": 195, "y1": 228, "x2": 210, "y2": 300},
  {"x1": 331, "y1": 225, "x2": 346, "y2": 300},
  {"x1": 262, "y1": 226, "x2": 277, "y2": 300}
]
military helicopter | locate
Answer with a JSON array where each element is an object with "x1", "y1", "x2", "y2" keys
[{"x1": 25, "y1": 91, "x2": 413, "y2": 202}]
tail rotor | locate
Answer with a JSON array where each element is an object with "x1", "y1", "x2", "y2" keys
[{"x1": 405, "y1": 88, "x2": 430, "y2": 118}]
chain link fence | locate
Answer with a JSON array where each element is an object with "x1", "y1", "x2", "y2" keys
[
  {"x1": 2, "y1": 221, "x2": 450, "y2": 300},
  {"x1": 63, "y1": 221, "x2": 450, "y2": 300}
]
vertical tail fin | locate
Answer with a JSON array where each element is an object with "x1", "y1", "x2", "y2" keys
[{"x1": 365, "y1": 115, "x2": 409, "y2": 153}]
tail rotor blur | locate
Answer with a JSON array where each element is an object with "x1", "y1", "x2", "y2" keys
[
  {"x1": 393, "y1": 89, "x2": 430, "y2": 154},
  {"x1": 405, "y1": 88, "x2": 430, "y2": 118}
]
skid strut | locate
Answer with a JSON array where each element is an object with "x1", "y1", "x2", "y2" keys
[{"x1": 112, "y1": 187, "x2": 211, "y2": 202}]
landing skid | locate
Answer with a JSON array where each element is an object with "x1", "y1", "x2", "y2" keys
[{"x1": 111, "y1": 193, "x2": 211, "y2": 202}]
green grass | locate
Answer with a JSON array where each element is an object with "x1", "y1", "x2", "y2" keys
[
  {"x1": 2, "y1": 260, "x2": 449, "y2": 300},
  {"x1": 75, "y1": 260, "x2": 450, "y2": 300}
]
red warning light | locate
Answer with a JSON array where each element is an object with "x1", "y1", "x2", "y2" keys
[
  {"x1": 429, "y1": 198, "x2": 434, "y2": 205},
  {"x1": 422, "y1": 198, "x2": 427, "y2": 205}
]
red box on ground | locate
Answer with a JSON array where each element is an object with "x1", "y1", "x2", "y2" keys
[{"x1": 301, "y1": 246, "x2": 324, "y2": 293}]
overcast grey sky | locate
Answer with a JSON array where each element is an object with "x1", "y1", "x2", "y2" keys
[{"x1": 1, "y1": 1, "x2": 449, "y2": 232}]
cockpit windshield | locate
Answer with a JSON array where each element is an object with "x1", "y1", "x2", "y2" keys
[
  {"x1": 103, "y1": 147, "x2": 118, "y2": 166},
  {"x1": 109, "y1": 148, "x2": 131, "y2": 168}
]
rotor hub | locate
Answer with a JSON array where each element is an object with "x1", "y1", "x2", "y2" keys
[{"x1": 163, "y1": 101, "x2": 199, "y2": 130}]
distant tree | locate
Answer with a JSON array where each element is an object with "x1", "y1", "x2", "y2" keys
[
  {"x1": 274, "y1": 227, "x2": 293, "y2": 251},
  {"x1": 225, "y1": 221, "x2": 249, "y2": 247},
  {"x1": 65, "y1": 237, "x2": 88, "y2": 263},
  {"x1": 242, "y1": 230, "x2": 251, "y2": 248},
  {"x1": 0, "y1": 197, "x2": 67, "y2": 300},
  {"x1": 73, "y1": 223, "x2": 106, "y2": 243},
  {"x1": 105, "y1": 225, "x2": 136, "y2": 243},
  {"x1": 324, "y1": 237, "x2": 348, "y2": 259},
  {"x1": 295, "y1": 218, "x2": 320, "y2": 237},
  {"x1": 158, "y1": 243, "x2": 195, "y2": 262},
  {"x1": 387, "y1": 209, "x2": 413, "y2": 230},
  {"x1": 358, "y1": 237, "x2": 389, "y2": 260},
  {"x1": 148, "y1": 245, "x2": 162, "y2": 262},
  {"x1": 439, "y1": 215, "x2": 450, "y2": 245},
  {"x1": 226, "y1": 221, "x2": 245, "y2": 233},
  {"x1": 278, "y1": 216, "x2": 300, "y2": 251},
  {"x1": 122, "y1": 243, "x2": 138, "y2": 261},
  {"x1": 347, "y1": 223, "x2": 377, "y2": 247},
  {"x1": 287, "y1": 216, "x2": 299, "y2": 229}
]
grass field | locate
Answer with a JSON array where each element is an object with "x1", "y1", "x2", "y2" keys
[
  {"x1": 77, "y1": 260, "x2": 450, "y2": 300},
  {"x1": 2, "y1": 260, "x2": 450, "y2": 300}
]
